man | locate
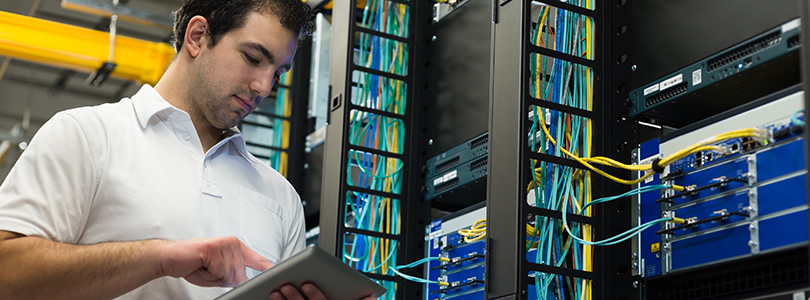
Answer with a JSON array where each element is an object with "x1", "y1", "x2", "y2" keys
[{"x1": 0, "y1": 1, "x2": 369, "y2": 299}]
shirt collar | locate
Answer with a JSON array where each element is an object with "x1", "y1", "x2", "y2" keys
[
  {"x1": 130, "y1": 84, "x2": 177, "y2": 129},
  {"x1": 129, "y1": 84, "x2": 251, "y2": 156}
]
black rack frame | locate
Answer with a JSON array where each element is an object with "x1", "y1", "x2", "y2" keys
[
  {"x1": 319, "y1": 1, "x2": 432, "y2": 299},
  {"x1": 487, "y1": 0, "x2": 632, "y2": 299}
]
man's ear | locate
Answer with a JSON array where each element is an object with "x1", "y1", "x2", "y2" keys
[{"x1": 184, "y1": 16, "x2": 208, "y2": 58}]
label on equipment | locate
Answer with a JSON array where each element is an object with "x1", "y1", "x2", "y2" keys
[
  {"x1": 644, "y1": 171, "x2": 654, "y2": 184},
  {"x1": 643, "y1": 84, "x2": 660, "y2": 96},
  {"x1": 782, "y1": 19, "x2": 801, "y2": 33},
  {"x1": 639, "y1": 155, "x2": 659, "y2": 184},
  {"x1": 443, "y1": 170, "x2": 457, "y2": 182},
  {"x1": 659, "y1": 74, "x2": 683, "y2": 91},
  {"x1": 692, "y1": 69, "x2": 702, "y2": 86},
  {"x1": 429, "y1": 219, "x2": 443, "y2": 239},
  {"x1": 433, "y1": 177, "x2": 444, "y2": 186}
]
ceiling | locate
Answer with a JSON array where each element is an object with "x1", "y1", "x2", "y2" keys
[
  {"x1": 0, "y1": 0, "x2": 182, "y2": 179},
  {"x1": 0, "y1": 0, "x2": 182, "y2": 139}
]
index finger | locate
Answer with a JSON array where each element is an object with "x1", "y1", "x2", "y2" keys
[{"x1": 240, "y1": 242, "x2": 274, "y2": 271}]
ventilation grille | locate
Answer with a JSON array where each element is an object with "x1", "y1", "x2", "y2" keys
[
  {"x1": 707, "y1": 32, "x2": 781, "y2": 72},
  {"x1": 435, "y1": 178, "x2": 460, "y2": 194},
  {"x1": 788, "y1": 35, "x2": 801, "y2": 48},
  {"x1": 470, "y1": 135, "x2": 489, "y2": 149},
  {"x1": 470, "y1": 157, "x2": 488, "y2": 171},
  {"x1": 664, "y1": 250, "x2": 808, "y2": 300},
  {"x1": 435, "y1": 156, "x2": 461, "y2": 174},
  {"x1": 645, "y1": 82, "x2": 688, "y2": 108}
]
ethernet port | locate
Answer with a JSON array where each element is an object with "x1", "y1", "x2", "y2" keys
[
  {"x1": 704, "y1": 152, "x2": 713, "y2": 163},
  {"x1": 741, "y1": 137, "x2": 762, "y2": 152},
  {"x1": 730, "y1": 143, "x2": 740, "y2": 154},
  {"x1": 694, "y1": 152, "x2": 703, "y2": 167},
  {"x1": 773, "y1": 127, "x2": 791, "y2": 140}
]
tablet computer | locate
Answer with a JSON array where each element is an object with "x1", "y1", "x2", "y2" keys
[{"x1": 215, "y1": 246, "x2": 386, "y2": 300}]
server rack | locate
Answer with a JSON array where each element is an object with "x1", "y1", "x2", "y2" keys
[
  {"x1": 319, "y1": 1, "x2": 432, "y2": 299},
  {"x1": 318, "y1": 0, "x2": 810, "y2": 299},
  {"x1": 618, "y1": 1, "x2": 810, "y2": 299},
  {"x1": 488, "y1": 1, "x2": 630, "y2": 299}
]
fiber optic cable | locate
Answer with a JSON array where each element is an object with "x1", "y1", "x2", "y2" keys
[
  {"x1": 792, "y1": 109, "x2": 805, "y2": 127},
  {"x1": 342, "y1": 2, "x2": 409, "y2": 299}
]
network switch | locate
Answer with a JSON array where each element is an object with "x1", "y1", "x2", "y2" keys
[{"x1": 629, "y1": 19, "x2": 801, "y2": 126}]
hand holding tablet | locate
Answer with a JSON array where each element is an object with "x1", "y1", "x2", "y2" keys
[{"x1": 215, "y1": 246, "x2": 386, "y2": 300}]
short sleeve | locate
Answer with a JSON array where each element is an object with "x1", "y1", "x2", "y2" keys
[
  {"x1": 280, "y1": 190, "x2": 306, "y2": 260},
  {"x1": 0, "y1": 112, "x2": 100, "y2": 244}
]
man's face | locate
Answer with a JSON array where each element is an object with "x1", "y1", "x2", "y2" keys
[{"x1": 188, "y1": 11, "x2": 297, "y2": 130}]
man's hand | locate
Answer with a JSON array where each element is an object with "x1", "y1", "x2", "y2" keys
[
  {"x1": 154, "y1": 236, "x2": 273, "y2": 287},
  {"x1": 269, "y1": 283, "x2": 378, "y2": 300}
]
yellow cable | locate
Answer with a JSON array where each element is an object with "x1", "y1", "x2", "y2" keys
[
  {"x1": 670, "y1": 217, "x2": 687, "y2": 224},
  {"x1": 536, "y1": 105, "x2": 653, "y2": 185}
]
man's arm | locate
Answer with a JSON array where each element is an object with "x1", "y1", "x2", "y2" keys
[{"x1": 0, "y1": 231, "x2": 273, "y2": 300}]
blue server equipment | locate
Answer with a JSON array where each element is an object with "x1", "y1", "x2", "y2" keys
[
  {"x1": 634, "y1": 90, "x2": 807, "y2": 278},
  {"x1": 423, "y1": 204, "x2": 545, "y2": 300}
]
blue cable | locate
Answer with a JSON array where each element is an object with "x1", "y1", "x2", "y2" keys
[{"x1": 793, "y1": 109, "x2": 805, "y2": 127}]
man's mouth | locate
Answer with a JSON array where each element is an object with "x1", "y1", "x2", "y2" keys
[{"x1": 233, "y1": 95, "x2": 252, "y2": 112}]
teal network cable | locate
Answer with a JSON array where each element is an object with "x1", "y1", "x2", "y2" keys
[{"x1": 342, "y1": 1, "x2": 410, "y2": 299}]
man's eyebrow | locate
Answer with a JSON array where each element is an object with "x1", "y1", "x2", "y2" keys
[{"x1": 243, "y1": 42, "x2": 274, "y2": 63}]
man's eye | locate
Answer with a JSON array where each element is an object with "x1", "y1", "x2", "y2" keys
[{"x1": 244, "y1": 53, "x2": 259, "y2": 65}]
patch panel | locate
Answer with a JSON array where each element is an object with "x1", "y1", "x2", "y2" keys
[
  {"x1": 426, "y1": 156, "x2": 488, "y2": 202},
  {"x1": 426, "y1": 133, "x2": 488, "y2": 178}
]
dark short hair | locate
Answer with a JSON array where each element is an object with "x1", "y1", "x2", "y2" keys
[{"x1": 172, "y1": 0, "x2": 313, "y2": 52}]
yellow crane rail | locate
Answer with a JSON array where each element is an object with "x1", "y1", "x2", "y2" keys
[{"x1": 0, "y1": 10, "x2": 174, "y2": 85}]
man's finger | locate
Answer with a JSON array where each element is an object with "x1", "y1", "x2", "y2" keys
[
  {"x1": 240, "y1": 242, "x2": 274, "y2": 271},
  {"x1": 269, "y1": 290, "x2": 285, "y2": 300},
  {"x1": 300, "y1": 283, "x2": 327, "y2": 300},
  {"x1": 279, "y1": 285, "x2": 305, "y2": 300}
]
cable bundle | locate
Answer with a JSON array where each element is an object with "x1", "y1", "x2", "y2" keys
[
  {"x1": 267, "y1": 70, "x2": 292, "y2": 176},
  {"x1": 527, "y1": 2, "x2": 595, "y2": 299},
  {"x1": 343, "y1": 1, "x2": 410, "y2": 299}
]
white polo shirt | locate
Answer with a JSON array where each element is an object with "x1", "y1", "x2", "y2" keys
[{"x1": 0, "y1": 85, "x2": 306, "y2": 299}]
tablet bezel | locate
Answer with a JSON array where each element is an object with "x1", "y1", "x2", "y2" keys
[{"x1": 215, "y1": 246, "x2": 387, "y2": 300}]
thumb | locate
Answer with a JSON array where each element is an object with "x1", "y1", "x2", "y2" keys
[{"x1": 241, "y1": 243, "x2": 274, "y2": 271}]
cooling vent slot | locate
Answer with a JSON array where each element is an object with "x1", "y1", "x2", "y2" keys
[
  {"x1": 470, "y1": 135, "x2": 488, "y2": 149},
  {"x1": 469, "y1": 157, "x2": 488, "y2": 171},
  {"x1": 645, "y1": 82, "x2": 688, "y2": 108},
  {"x1": 435, "y1": 156, "x2": 461, "y2": 174},
  {"x1": 788, "y1": 35, "x2": 801, "y2": 48},
  {"x1": 663, "y1": 250, "x2": 808, "y2": 300},
  {"x1": 707, "y1": 32, "x2": 781, "y2": 72},
  {"x1": 435, "y1": 178, "x2": 460, "y2": 194}
]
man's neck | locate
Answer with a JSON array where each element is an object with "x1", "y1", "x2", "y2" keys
[{"x1": 154, "y1": 64, "x2": 222, "y2": 153}]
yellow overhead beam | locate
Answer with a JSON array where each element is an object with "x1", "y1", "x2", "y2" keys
[
  {"x1": 322, "y1": 0, "x2": 368, "y2": 10},
  {"x1": 0, "y1": 10, "x2": 174, "y2": 85}
]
